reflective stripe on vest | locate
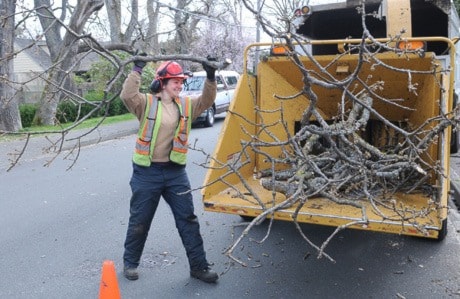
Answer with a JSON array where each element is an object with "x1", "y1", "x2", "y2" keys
[{"x1": 133, "y1": 94, "x2": 192, "y2": 166}]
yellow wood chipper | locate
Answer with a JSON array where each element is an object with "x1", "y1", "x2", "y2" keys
[{"x1": 201, "y1": 0, "x2": 459, "y2": 241}]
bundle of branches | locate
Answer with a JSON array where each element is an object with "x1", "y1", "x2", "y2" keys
[{"x1": 257, "y1": 93, "x2": 435, "y2": 204}]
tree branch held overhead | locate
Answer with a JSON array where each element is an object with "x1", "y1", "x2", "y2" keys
[{"x1": 2, "y1": 0, "x2": 243, "y2": 170}]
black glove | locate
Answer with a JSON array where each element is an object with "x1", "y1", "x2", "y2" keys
[
  {"x1": 133, "y1": 51, "x2": 147, "y2": 69},
  {"x1": 202, "y1": 56, "x2": 217, "y2": 81}
]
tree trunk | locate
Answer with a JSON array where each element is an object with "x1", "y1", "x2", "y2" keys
[
  {"x1": 145, "y1": 0, "x2": 160, "y2": 50},
  {"x1": 104, "y1": 0, "x2": 122, "y2": 42},
  {"x1": 105, "y1": 0, "x2": 140, "y2": 44},
  {"x1": 33, "y1": 0, "x2": 104, "y2": 125},
  {"x1": 0, "y1": 0, "x2": 22, "y2": 132},
  {"x1": 124, "y1": 0, "x2": 138, "y2": 43},
  {"x1": 175, "y1": 0, "x2": 190, "y2": 54}
]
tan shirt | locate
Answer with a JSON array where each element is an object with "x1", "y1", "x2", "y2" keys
[{"x1": 120, "y1": 71, "x2": 217, "y2": 162}]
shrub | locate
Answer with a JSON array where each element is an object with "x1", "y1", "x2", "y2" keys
[
  {"x1": 84, "y1": 90, "x2": 104, "y2": 102},
  {"x1": 22, "y1": 90, "x2": 128, "y2": 127},
  {"x1": 85, "y1": 91, "x2": 128, "y2": 117},
  {"x1": 19, "y1": 103, "x2": 38, "y2": 128},
  {"x1": 106, "y1": 98, "x2": 129, "y2": 116},
  {"x1": 56, "y1": 100, "x2": 80, "y2": 124},
  {"x1": 55, "y1": 92, "x2": 128, "y2": 124}
]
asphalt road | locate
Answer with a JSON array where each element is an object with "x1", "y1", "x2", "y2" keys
[{"x1": 1, "y1": 116, "x2": 459, "y2": 299}]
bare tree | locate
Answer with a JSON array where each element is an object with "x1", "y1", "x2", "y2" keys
[
  {"x1": 20, "y1": 0, "x2": 243, "y2": 127},
  {"x1": 145, "y1": 0, "x2": 161, "y2": 50},
  {"x1": 1, "y1": 1, "x2": 238, "y2": 170},
  {"x1": 174, "y1": 0, "x2": 201, "y2": 54},
  {"x1": 33, "y1": 0, "x2": 105, "y2": 125},
  {"x1": 104, "y1": 0, "x2": 140, "y2": 43},
  {"x1": 188, "y1": 0, "x2": 250, "y2": 73}
]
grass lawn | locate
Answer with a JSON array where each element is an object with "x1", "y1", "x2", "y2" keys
[{"x1": 1, "y1": 113, "x2": 135, "y2": 141}]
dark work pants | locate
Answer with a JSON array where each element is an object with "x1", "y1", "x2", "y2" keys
[{"x1": 123, "y1": 162, "x2": 209, "y2": 271}]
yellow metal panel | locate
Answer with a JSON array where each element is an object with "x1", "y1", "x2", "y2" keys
[
  {"x1": 254, "y1": 61, "x2": 330, "y2": 170},
  {"x1": 203, "y1": 178, "x2": 445, "y2": 239},
  {"x1": 202, "y1": 73, "x2": 257, "y2": 199},
  {"x1": 439, "y1": 74, "x2": 453, "y2": 219},
  {"x1": 263, "y1": 52, "x2": 438, "y2": 123}
]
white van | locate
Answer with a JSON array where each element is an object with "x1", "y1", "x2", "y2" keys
[{"x1": 181, "y1": 70, "x2": 240, "y2": 127}]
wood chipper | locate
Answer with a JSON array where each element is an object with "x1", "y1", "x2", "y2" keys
[{"x1": 201, "y1": 0, "x2": 459, "y2": 240}]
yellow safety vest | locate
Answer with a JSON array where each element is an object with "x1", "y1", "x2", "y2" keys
[{"x1": 133, "y1": 94, "x2": 192, "y2": 166}]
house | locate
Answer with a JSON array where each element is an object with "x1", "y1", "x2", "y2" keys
[
  {"x1": 13, "y1": 38, "x2": 99, "y2": 104},
  {"x1": 13, "y1": 38, "x2": 51, "y2": 104}
]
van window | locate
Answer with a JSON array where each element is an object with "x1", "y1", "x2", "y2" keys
[
  {"x1": 225, "y1": 76, "x2": 238, "y2": 87},
  {"x1": 183, "y1": 76, "x2": 204, "y2": 91}
]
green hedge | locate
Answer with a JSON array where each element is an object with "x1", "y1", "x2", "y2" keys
[
  {"x1": 19, "y1": 103, "x2": 38, "y2": 128},
  {"x1": 20, "y1": 91, "x2": 129, "y2": 127},
  {"x1": 56, "y1": 93, "x2": 129, "y2": 124}
]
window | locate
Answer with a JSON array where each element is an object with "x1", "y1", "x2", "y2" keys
[
  {"x1": 183, "y1": 76, "x2": 204, "y2": 91},
  {"x1": 225, "y1": 76, "x2": 238, "y2": 87}
]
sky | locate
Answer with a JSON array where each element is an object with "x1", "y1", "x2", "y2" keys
[{"x1": 18, "y1": 0, "x2": 347, "y2": 41}]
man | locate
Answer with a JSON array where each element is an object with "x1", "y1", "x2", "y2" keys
[{"x1": 120, "y1": 55, "x2": 219, "y2": 283}]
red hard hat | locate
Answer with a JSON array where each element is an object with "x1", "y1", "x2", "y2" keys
[{"x1": 155, "y1": 61, "x2": 187, "y2": 80}]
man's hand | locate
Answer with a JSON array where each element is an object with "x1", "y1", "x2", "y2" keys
[{"x1": 202, "y1": 56, "x2": 217, "y2": 81}]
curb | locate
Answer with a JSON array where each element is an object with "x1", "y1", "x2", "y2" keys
[
  {"x1": 0, "y1": 120, "x2": 138, "y2": 171},
  {"x1": 61, "y1": 120, "x2": 138, "y2": 150}
]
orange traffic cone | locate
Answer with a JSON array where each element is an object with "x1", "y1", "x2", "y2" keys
[{"x1": 99, "y1": 260, "x2": 121, "y2": 299}]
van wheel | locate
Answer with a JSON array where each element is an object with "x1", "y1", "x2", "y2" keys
[{"x1": 204, "y1": 108, "x2": 215, "y2": 127}]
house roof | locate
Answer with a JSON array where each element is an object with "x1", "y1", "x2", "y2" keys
[
  {"x1": 14, "y1": 38, "x2": 100, "y2": 73},
  {"x1": 74, "y1": 50, "x2": 102, "y2": 72},
  {"x1": 14, "y1": 38, "x2": 52, "y2": 71}
]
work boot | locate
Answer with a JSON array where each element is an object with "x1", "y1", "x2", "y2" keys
[
  {"x1": 190, "y1": 267, "x2": 219, "y2": 283},
  {"x1": 123, "y1": 267, "x2": 139, "y2": 280}
]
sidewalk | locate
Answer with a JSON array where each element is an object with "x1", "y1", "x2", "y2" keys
[{"x1": 0, "y1": 119, "x2": 138, "y2": 171}]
